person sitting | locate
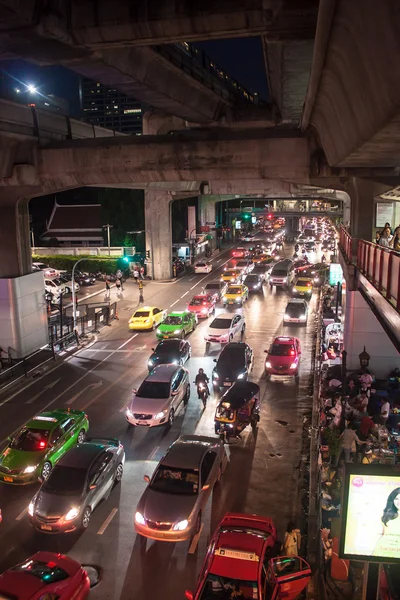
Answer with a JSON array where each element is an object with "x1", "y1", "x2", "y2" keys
[
  {"x1": 358, "y1": 414, "x2": 376, "y2": 440},
  {"x1": 354, "y1": 390, "x2": 369, "y2": 414},
  {"x1": 359, "y1": 369, "x2": 374, "y2": 390}
]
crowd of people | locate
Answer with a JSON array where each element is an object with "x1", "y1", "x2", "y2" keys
[{"x1": 375, "y1": 221, "x2": 400, "y2": 251}]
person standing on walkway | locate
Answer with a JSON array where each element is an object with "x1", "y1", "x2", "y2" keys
[
  {"x1": 380, "y1": 399, "x2": 390, "y2": 427},
  {"x1": 340, "y1": 423, "x2": 366, "y2": 463},
  {"x1": 138, "y1": 279, "x2": 144, "y2": 303},
  {"x1": 140, "y1": 266, "x2": 145, "y2": 279},
  {"x1": 116, "y1": 278, "x2": 121, "y2": 294},
  {"x1": 281, "y1": 522, "x2": 302, "y2": 556},
  {"x1": 133, "y1": 267, "x2": 139, "y2": 283},
  {"x1": 118, "y1": 277, "x2": 124, "y2": 291},
  {"x1": 105, "y1": 279, "x2": 110, "y2": 298}
]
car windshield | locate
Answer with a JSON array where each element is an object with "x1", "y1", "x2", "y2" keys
[
  {"x1": 205, "y1": 284, "x2": 219, "y2": 290},
  {"x1": 296, "y1": 279, "x2": 311, "y2": 286},
  {"x1": 270, "y1": 344, "x2": 295, "y2": 356},
  {"x1": 10, "y1": 428, "x2": 50, "y2": 451},
  {"x1": 12, "y1": 560, "x2": 69, "y2": 584},
  {"x1": 200, "y1": 574, "x2": 258, "y2": 600},
  {"x1": 134, "y1": 311, "x2": 150, "y2": 318},
  {"x1": 196, "y1": 263, "x2": 206, "y2": 267},
  {"x1": 286, "y1": 304, "x2": 305, "y2": 316},
  {"x1": 163, "y1": 316, "x2": 183, "y2": 325},
  {"x1": 271, "y1": 269, "x2": 287, "y2": 276},
  {"x1": 245, "y1": 276, "x2": 258, "y2": 283},
  {"x1": 150, "y1": 466, "x2": 199, "y2": 495},
  {"x1": 52, "y1": 278, "x2": 63, "y2": 286},
  {"x1": 210, "y1": 318, "x2": 232, "y2": 329},
  {"x1": 156, "y1": 341, "x2": 181, "y2": 355},
  {"x1": 236, "y1": 262, "x2": 248, "y2": 267},
  {"x1": 226, "y1": 287, "x2": 241, "y2": 294},
  {"x1": 190, "y1": 297, "x2": 206, "y2": 305},
  {"x1": 137, "y1": 381, "x2": 170, "y2": 399},
  {"x1": 42, "y1": 466, "x2": 87, "y2": 495}
]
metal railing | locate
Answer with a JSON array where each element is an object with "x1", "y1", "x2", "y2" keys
[{"x1": 339, "y1": 225, "x2": 353, "y2": 262}]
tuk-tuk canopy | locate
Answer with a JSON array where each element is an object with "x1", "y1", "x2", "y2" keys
[{"x1": 219, "y1": 381, "x2": 260, "y2": 410}]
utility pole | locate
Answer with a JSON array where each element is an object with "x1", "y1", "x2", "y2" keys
[{"x1": 102, "y1": 224, "x2": 113, "y2": 256}]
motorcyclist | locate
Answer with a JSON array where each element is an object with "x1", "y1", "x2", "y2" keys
[
  {"x1": 195, "y1": 368, "x2": 210, "y2": 398},
  {"x1": 321, "y1": 254, "x2": 326, "y2": 263},
  {"x1": 294, "y1": 243, "x2": 299, "y2": 253}
]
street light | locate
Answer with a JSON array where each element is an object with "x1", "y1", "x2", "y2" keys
[
  {"x1": 127, "y1": 229, "x2": 154, "y2": 279},
  {"x1": 72, "y1": 258, "x2": 84, "y2": 331},
  {"x1": 359, "y1": 347, "x2": 370, "y2": 369},
  {"x1": 27, "y1": 84, "x2": 37, "y2": 93},
  {"x1": 189, "y1": 228, "x2": 197, "y2": 264},
  {"x1": 102, "y1": 224, "x2": 113, "y2": 256}
]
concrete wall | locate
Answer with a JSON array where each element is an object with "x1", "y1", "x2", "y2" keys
[
  {"x1": 33, "y1": 247, "x2": 126, "y2": 257},
  {"x1": 0, "y1": 272, "x2": 49, "y2": 358},
  {"x1": 343, "y1": 289, "x2": 399, "y2": 377}
]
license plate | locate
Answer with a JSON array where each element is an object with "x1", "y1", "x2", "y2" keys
[
  {"x1": 41, "y1": 524, "x2": 52, "y2": 531},
  {"x1": 4, "y1": 476, "x2": 13, "y2": 483},
  {"x1": 163, "y1": 335, "x2": 169, "y2": 339},
  {"x1": 138, "y1": 420, "x2": 149, "y2": 426},
  {"x1": 223, "y1": 382, "x2": 231, "y2": 387}
]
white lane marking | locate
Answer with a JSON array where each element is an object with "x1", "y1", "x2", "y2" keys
[
  {"x1": 181, "y1": 291, "x2": 189, "y2": 298},
  {"x1": 188, "y1": 255, "x2": 233, "y2": 292},
  {"x1": 16, "y1": 507, "x2": 28, "y2": 521},
  {"x1": 97, "y1": 508, "x2": 118, "y2": 535},
  {"x1": 188, "y1": 277, "x2": 195, "y2": 281},
  {"x1": 170, "y1": 299, "x2": 180, "y2": 308},
  {"x1": 25, "y1": 378, "x2": 62, "y2": 404},
  {"x1": 147, "y1": 446, "x2": 159, "y2": 461},
  {"x1": 66, "y1": 381, "x2": 103, "y2": 405},
  {"x1": 75, "y1": 349, "x2": 138, "y2": 353},
  {"x1": 188, "y1": 523, "x2": 204, "y2": 554}
]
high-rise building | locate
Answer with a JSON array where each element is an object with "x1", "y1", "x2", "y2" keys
[{"x1": 79, "y1": 78, "x2": 142, "y2": 135}]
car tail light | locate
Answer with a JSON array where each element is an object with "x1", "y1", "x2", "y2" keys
[
  {"x1": 39, "y1": 441, "x2": 46, "y2": 449},
  {"x1": 290, "y1": 350, "x2": 295, "y2": 356}
]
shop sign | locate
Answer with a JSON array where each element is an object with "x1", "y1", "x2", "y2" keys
[
  {"x1": 376, "y1": 202, "x2": 394, "y2": 228},
  {"x1": 329, "y1": 263, "x2": 343, "y2": 286},
  {"x1": 235, "y1": 220, "x2": 242, "y2": 230}
]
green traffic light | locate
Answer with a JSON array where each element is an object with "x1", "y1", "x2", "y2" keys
[{"x1": 123, "y1": 257, "x2": 129, "y2": 263}]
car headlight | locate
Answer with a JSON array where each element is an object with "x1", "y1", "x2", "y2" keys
[
  {"x1": 213, "y1": 372, "x2": 219, "y2": 380},
  {"x1": 173, "y1": 519, "x2": 189, "y2": 531},
  {"x1": 156, "y1": 328, "x2": 161, "y2": 334},
  {"x1": 126, "y1": 408, "x2": 133, "y2": 418},
  {"x1": 24, "y1": 465, "x2": 37, "y2": 474},
  {"x1": 173, "y1": 329, "x2": 181, "y2": 334},
  {"x1": 28, "y1": 501, "x2": 34, "y2": 517},
  {"x1": 172, "y1": 360, "x2": 179, "y2": 365},
  {"x1": 135, "y1": 511, "x2": 146, "y2": 525},
  {"x1": 154, "y1": 410, "x2": 167, "y2": 420},
  {"x1": 290, "y1": 362, "x2": 298, "y2": 369},
  {"x1": 65, "y1": 507, "x2": 80, "y2": 521},
  {"x1": 148, "y1": 360, "x2": 154, "y2": 367},
  {"x1": 284, "y1": 313, "x2": 290, "y2": 319},
  {"x1": 237, "y1": 373, "x2": 245, "y2": 380},
  {"x1": 299, "y1": 315, "x2": 306, "y2": 321},
  {"x1": 222, "y1": 296, "x2": 227, "y2": 301},
  {"x1": 265, "y1": 361, "x2": 272, "y2": 368},
  {"x1": 201, "y1": 308, "x2": 208, "y2": 313}
]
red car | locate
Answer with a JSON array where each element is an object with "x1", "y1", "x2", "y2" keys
[
  {"x1": 187, "y1": 294, "x2": 216, "y2": 318},
  {"x1": 0, "y1": 552, "x2": 90, "y2": 600},
  {"x1": 264, "y1": 336, "x2": 302, "y2": 378},
  {"x1": 231, "y1": 247, "x2": 248, "y2": 259},
  {"x1": 293, "y1": 258, "x2": 311, "y2": 273},
  {"x1": 185, "y1": 512, "x2": 311, "y2": 600}
]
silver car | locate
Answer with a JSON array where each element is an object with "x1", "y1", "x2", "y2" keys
[
  {"x1": 28, "y1": 438, "x2": 125, "y2": 534},
  {"x1": 135, "y1": 435, "x2": 227, "y2": 542},
  {"x1": 126, "y1": 364, "x2": 190, "y2": 428}
]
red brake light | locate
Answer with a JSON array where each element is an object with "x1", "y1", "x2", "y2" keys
[
  {"x1": 307, "y1": 282, "x2": 311, "y2": 287},
  {"x1": 47, "y1": 561, "x2": 57, "y2": 568},
  {"x1": 290, "y1": 350, "x2": 295, "y2": 356},
  {"x1": 39, "y1": 441, "x2": 46, "y2": 449}
]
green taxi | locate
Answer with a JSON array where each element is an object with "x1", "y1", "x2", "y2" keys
[
  {"x1": 156, "y1": 311, "x2": 197, "y2": 340},
  {"x1": 0, "y1": 409, "x2": 89, "y2": 485}
]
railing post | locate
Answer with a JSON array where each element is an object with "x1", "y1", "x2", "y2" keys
[
  {"x1": 387, "y1": 250, "x2": 393, "y2": 300},
  {"x1": 372, "y1": 245, "x2": 378, "y2": 284},
  {"x1": 397, "y1": 274, "x2": 400, "y2": 310},
  {"x1": 378, "y1": 249, "x2": 385, "y2": 291}
]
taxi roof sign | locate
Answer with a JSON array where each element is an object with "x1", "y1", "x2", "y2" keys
[
  {"x1": 33, "y1": 416, "x2": 58, "y2": 422},
  {"x1": 215, "y1": 548, "x2": 259, "y2": 562}
]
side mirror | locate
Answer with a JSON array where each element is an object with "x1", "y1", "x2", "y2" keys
[
  {"x1": 202, "y1": 484, "x2": 210, "y2": 491},
  {"x1": 171, "y1": 391, "x2": 178, "y2": 396},
  {"x1": 213, "y1": 359, "x2": 217, "y2": 363},
  {"x1": 185, "y1": 592, "x2": 194, "y2": 600},
  {"x1": 144, "y1": 475, "x2": 150, "y2": 483},
  {"x1": 151, "y1": 348, "x2": 155, "y2": 352},
  {"x1": 90, "y1": 484, "x2": 97, "y2": 490},
  {"x1": 264, "y1": 350, "x2": 268, "y2": 354},
  {"x1": 132, "y1": 388, "x2": 137, "y2": 394}
]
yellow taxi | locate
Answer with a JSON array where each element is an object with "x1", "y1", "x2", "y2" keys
[
  {"x1": 128, "y1": 306, "x2": 167, "y2": 330},
  {"x1": 292, "y1": 276, "x2": 313, "y2": 298},
  {"x1": 220, "y1": 268, "x2": 242, "y2": 284},
  {"x1": 252, "y1": 253, "x2": 272, "y2": 264},
  {"x1": 222, "y1": 284, "x2": 249, "y2": 306}
]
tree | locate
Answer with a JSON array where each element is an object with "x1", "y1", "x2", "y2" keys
[{"x1": 99, "y1": 188, "x2": 144, "y2": 244}]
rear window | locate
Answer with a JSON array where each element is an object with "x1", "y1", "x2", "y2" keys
[
  {"x1": 270, "y1": 344, "x2": 296, "y2": 356},
  {"x1": 137, "y1": 381, "x2": 170, "y2": 399},
  {"x1": 286, "y1": 304, "x2": 305, "y2": 316},
  {"x1": 226, "y1": 287, "x2": 241, "y2": 294},
  {"x1": 11, "y1": 559, "x2": 69, "y2": 584},
  {"x1": 10, "y1": 428, "x2": 50, "y2": 452},
  {"x1": 196, "y1": 263, "x2": 206, "y2": 267},
  {"x1": 271, "y1": 269, "x2": 288, "y2": 276},
  {"x1": 163, "y1": 316, "x2": 182, "y2": 325},
  {"x1": 134, "y1": 311, "x2": 150, "y2": 318}
]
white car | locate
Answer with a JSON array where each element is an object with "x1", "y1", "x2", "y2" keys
[
  {"x1": 194, "y1": 261, "x2": 212, "y2": 274},
  {"x1": 44, "y1": 279, "x2": 64, "y2": 301},
  {"x1": 204, "y1": 313, "x2": 246, "y2": 351},
  {"x1": 33, "y1": 262, "x2": 59, "y2": 277},
  {"x1": 283, "y1": 299, "x2": 308, "y2": 324},
  {"x1": 126, "y1": 364, "x2": 190, "y2": 428}
]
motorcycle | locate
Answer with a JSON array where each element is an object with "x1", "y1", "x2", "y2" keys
[{"x1": 195, "y1": 382, "x2": 209, "y2": 409}]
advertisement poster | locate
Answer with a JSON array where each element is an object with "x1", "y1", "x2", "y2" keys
[
  {"x1": 341, "y1": 468, "x2": 400, "y2": 562},
  {"x1": 376, "y1": 203, "x2": 394, "y2": 228}
]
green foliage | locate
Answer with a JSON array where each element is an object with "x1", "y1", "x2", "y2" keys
[
  {"x1": 99, "y1": 188, "x2": 144, "y2": 245},
  {"x1": 32, "y1": 254, "x2": 125, "y2": 274},
  {"x1": 323, "y1": 427, "x2": 342, "y2": 458}
]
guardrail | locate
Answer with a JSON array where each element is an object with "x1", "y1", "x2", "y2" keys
[
  {"x1": 339, "y1": 226, "x2": 353, "y2": 262},
  {"x1": 357, "y1": 240, "x2": 400, "y2": 310}
]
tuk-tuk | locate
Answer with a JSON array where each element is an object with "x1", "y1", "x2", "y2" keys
[{"x1": 214, "y1": 381, "x2": 260, "y2": 440}]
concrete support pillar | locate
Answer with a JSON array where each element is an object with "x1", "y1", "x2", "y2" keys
[
  {"x1": 198, "y1": 195, "x2": 219, "y2": 249},
  {"x1": 145, "y1": 191, "x2": 173, "y2": 280},
  {"x1": 1, "y1": 198, "x2": 32, "y2": 278},
  {"x1": 273, "y1": 200, "x2": 277, "y2": 210},
  {"x1": 343, "y1": 290, "x2": 399, "y2": 377},
  {"x1": 347, "y1": 178, "x2": 375, "y2": 242}
]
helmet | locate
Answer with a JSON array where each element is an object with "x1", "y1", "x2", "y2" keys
[{"x1": 198, "y1": 368, "x2": 204, "y2": 374}]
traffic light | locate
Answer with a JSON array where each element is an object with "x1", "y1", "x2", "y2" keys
[
  {"x1": 123, "y1": 257, "x2": 129, "y2": 263},
  {"x1": 146, "y1": 250, "x2": 151, "y2": 260},
  {"x1": 243, "y1": 213, "x2": 250, "y2": 220}
]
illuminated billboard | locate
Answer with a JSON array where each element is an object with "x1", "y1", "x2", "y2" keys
[{"x1": 340, "y1": 465, "x2": 400, "y2": 563}]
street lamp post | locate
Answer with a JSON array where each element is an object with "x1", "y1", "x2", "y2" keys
[
  {"x1": 72, "y1": 258, "x2": 84, "y2": 331},
  {"x1": 189, "y1": 228, "x2": 197, "y2": 264},
  {"x1": 127, "y1": 230, "x2": 154, "y2": 279},
  {"x1": 102, "y1": 224, "x2": 113, "y2": 256}
]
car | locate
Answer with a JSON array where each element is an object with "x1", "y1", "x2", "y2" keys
[
  {"x1": 202, "y1": 281, "x2": 227, "y2": 302},
  {"x1": 212, "y1": 342, "x2": 253, "y2": 390},
  {"x1": 147, "y1": 339, "x2": 191, "y2": 371},
  {"x1": 0, "y1": 409, "x2": 89, "y2": 485},
  {"x1": 156, "y1": 311, "x2": 196, "y2": 339},
  {"x1": 293, "y1": 257, "x2": 311, "y2": 273},
  {"x1": 284, "y1": 299, "x2": 308, "y2": 324},
  {"x1": 75, "y1": 271, "x2": 96, "y2": 286},
  {"x1": 126, "y1": 364, "x2": 190, "y2": 428},
  {"x1": 194, "y1": 261, "x2": 212, "y2": 274},
  {"x1": 303, "y1": 263, "x2": 329, "y2": 286},
  {"x1": 128, "y1": 306, "x2": 167, "y2": 331},
  {"x1": 135, "y1": 435, "x2": 227, "y2": 542},
  {"x1": 252, "y1": 253, "x2": 272, "y2": 265},
  {"x1": 269, "y1": 260, "x2": 295, "y2": 288},
  {"x1": 292, "y1": 276, "x2": 313, "y2": 298},
  {"x1": 243, "y1": 274, "x2": 263, "y2": 293},
  {"x1": 32, "y1": 262, "x2": 59, "y2": 277},
  {"x1": 222, "y1": 284, "x2": 249, "y2": 306},
  {"x1": 173, "y1": 257, "x2": 185, "y2": 275},
  {"x1": 204, "y1": 313, "x2": 246, "y2": 351},
  {"x1": 264, "y1": 336, "x2": 302, "y2": 378},
  {"x1": 187, "y1": 294, "x2": 216, "y2": 318},
  {"x1": 235, "y1": 260, "x2": 254, "y2": 274},
  {"x1": 48, "y1": 276, "x2": 78, "y2": 296},
  {"x1": 305, "y1": 241, "x2": 316, "y2": 253},
  {"x1": 0, "y1": 552, "x2": 90, "y2": 599},
  {"x1": 252, "y1": 264, "x2": 271, "y2": 281},
  {"x1": 220, "y1": 268, "x2": 242, "y2": 284},
  {"x1": 29, "y1": 438, "x2": 125, "y2": 534},
  {"x1": 231, "y1": 247, "x2": 248, "y2": 259},
  {"x1": 58, "y1": 274, "x2": 80, "y2": 293},
  {"x1": 44, "y1": 278, "x2": 64, "y2": 300}
]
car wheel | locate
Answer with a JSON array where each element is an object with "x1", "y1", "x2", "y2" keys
[
  {"x1": 167, "y1": 409, "x2": 174, "y2": 428},
  {"x1": 115, "y1": 463, "x2": 124, "y2": 483},
  {"x1": 184, "y1": 384, "x2": 190, "y2": 405},
  {"x1": 81, "y1": 507, "x2": 91, "y2": 530},
  {"x1": 229, "y1": 334, "x2": 233, "y2": 342},
  {"x1": 65, "y1": 286, "x2": 70, "y2": 294},
  {"x1": 41, "y1": 461, "x2": 52, "y2": 481},
  {"x1": 77, "y1": 429, "x2": 85, "y2": 444}
]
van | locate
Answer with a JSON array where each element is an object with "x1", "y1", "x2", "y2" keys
[{"x1": 269, "y1": 260, "x2": 295, "y2": 289}]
